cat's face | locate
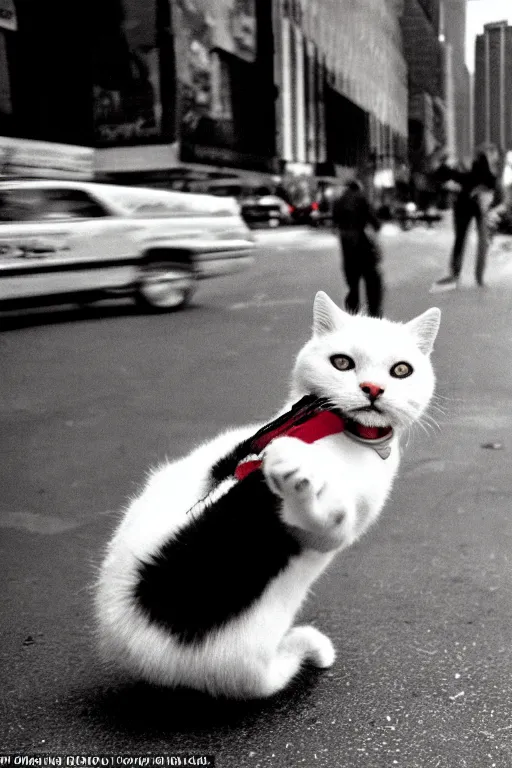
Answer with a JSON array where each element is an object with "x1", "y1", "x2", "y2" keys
[{"x1": 292, "y1": 292, "x2": 441, "y2": 431}]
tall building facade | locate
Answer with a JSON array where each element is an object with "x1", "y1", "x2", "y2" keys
[
  {"x1": 474, "y1": 21, "x2": 512, "y2": 154},
  {"x1": 441, "y1": 0, "x2": 471, "y2": 165},
  {"x1": 400, "y1": 0, "x2": 446, "y2": 172},
  {"x1": 274, "y1": 0, "x2": 408, "y2": 180},
  {"x1": 0, "y1": 0, "x2": 408, "y2": 186}
]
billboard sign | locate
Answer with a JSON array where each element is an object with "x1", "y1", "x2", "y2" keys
[
  {"x1": 211, "y1": 0, "x2": 256, "y2": 63},
  {"x1": 0, "y1": 137, "x2": 94, "y2": 179},
  {"x1": 0, "y1": 0, "x2": 17, "y2": 32},
  {"x1": 173, "y1": 0, "x2": 271, "y2": 172},
  {"x1": 92, "y1": 0, "x2": 163, "y2": 146}
]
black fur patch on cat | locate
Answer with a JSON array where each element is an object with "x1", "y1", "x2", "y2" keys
[
  {"x1": 208, "y1": 438, "x2": 253, "y2": 485},
  {"x1": 134, "y1": 470, "x2": 302, "y2": 644}
]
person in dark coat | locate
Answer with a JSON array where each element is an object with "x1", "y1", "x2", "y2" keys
[
  {"x1": 431, "y1": 147, "x2": 500, "y2": 291},
  {"x1": 331, "y1": 179, "x2": 384, "y2": 317}
]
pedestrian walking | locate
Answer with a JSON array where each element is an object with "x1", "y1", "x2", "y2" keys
[
  {"x1": 332, "y1": 179, "x2": 384, "y2": 317},
  {"x1": 431, "y1": 146, "x2": 501, "y2": 292}
]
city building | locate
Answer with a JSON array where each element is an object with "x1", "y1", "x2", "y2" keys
[
  {"x1": 274, "y1": 0, "x2": 408, "y2": 186},
  {"x1": 93, "y1": 0, "x2": 280, "y2": 184},
  {"x1": 400, "y1": 0, "x2": 446, "y2": 176},
  {"x1": 96, "y1": 0, "x2": 409, "y2": 189},
  {"x1": 441, "y1": 0, "x2": 472, "y2": 165},
  {"x1": 0, "y1": 0, "x2": 277, "y2": 183},
  {"x1": 0, "y1": 0, "x2": 409, "y2": 191},
  {"x1": 474, "y1": 20, "x2": 512, "y2": 154}
]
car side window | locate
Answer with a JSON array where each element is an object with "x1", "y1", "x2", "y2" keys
[
  {"x1": 0, "y1": 188, "x2": 109, "y2": 222},
  {"x1": 39, "y1": 189, "x2": 109, "y2": 220},
  {"x1": 0, "y1": 189, "x2": 46, "y2": 222},
  {"x1": 209, "y1": 186, "x2": 242, "y2": 198}
]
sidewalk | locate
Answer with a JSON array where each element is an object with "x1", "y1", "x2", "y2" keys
[
  {"x1": 253, "y1": 225, "x2": 335, "y2": 249},
  {"x1": 253, "y1": 218, "x2": 512, "y2": 288}
]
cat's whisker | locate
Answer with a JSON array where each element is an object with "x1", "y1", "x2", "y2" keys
[
  {"x1": 428, "y1": 405, "x2": 448, "y2": 418},
  {"x1": 405, "y1": 422, "x2": 424, "y2": 445},
  {"x1": 415, "y1": 420, "x2": 432, "y2": 436},
  {"x1": 431, "y1": 395, "x2": 464, "y2": 413},
  {"x1": 403, "y1": 426, "x2": 416, "y2": 449},
  {"x1": 428, "y1": 397, "x2": 448, "y2": 411},
  {"x1": 417, "y1": 413, "x2": 441, "y2": 435},
  {"x1": 430, "y1": 403, "x2": 451, "y2": 415},
  {"x1": 422, "y1": 410, "x2": 442, "y2": 429},
  {"x1": 432, "y1": 392, "x2": 461, "y2": 402}
]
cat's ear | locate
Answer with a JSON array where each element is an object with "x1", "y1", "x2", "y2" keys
[
  {"x1": 406, "y1": 307, "x2": 441, "y2": 355},
  {"x1": 313, "y1": 291, "x2": 350, "y2": 335}
]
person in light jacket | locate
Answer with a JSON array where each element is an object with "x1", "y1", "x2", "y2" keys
[{"x1": 431, "y1": 146, "x2": 501, "y2": 291}]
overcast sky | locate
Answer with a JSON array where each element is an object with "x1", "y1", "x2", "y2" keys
[{"x1": 465, "y1": 0, "x2": 512, "y2": 71}]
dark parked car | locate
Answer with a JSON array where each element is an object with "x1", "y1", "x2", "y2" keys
[
  {"x1": 393, "y1": 202, "x2": 442, "y2": 230},
  {"x1": 289, "y1": 183, "x2": 337, "y2": 227},
  {"x1": 197, "y1": 181, "x2": 293, "y2": 228}
]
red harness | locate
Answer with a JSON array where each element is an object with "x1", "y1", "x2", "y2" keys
[{"x1": 235, "y1": 407, "x2": 393, "y2": 481}]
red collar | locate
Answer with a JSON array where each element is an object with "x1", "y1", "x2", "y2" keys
[{"x1": 235, "y1": 407, "x2": 393, "y2": 481}]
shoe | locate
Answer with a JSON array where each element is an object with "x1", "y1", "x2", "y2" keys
[{"x1": 429, "y1": 276, "x2": 458, "y2": 294}]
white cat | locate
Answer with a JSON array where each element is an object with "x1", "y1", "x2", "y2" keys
[{"x1": 95, "y1": 292, "x2": 441, "y2": 699}]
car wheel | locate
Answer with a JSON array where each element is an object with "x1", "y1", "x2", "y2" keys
[{"x1": 135, "y1": 262, "x2": 196, "y2": 312}]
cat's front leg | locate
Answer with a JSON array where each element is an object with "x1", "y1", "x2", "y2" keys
[{"x1": 262, "y1": 436, "x2": 354, "y2": 551}]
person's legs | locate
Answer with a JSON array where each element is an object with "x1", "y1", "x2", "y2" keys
[
  {"x1": 340, "y1": 233, "x2": 361, "y2": 313},
  {"x1": 363, "y1": 259, "x2": 384, "y2": 317},
  {"x1": 360, "y1": 233, "x2": 384, "y2": 317},
  {"x1": 450, "y1": 202, "x2": 473, "y2": 279},
  {"x1": 475, "y1": 207, "x2": 490, "y2": 286},
  {"x1": 432, "y1": 201, "x2": 473, "y2": 292}
]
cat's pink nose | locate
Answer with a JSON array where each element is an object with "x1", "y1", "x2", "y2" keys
[{"x1": 360, "y1": 382, "x2": 385, "y2": 401}]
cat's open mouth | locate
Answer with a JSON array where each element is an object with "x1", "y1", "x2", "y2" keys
[
  {"x1": 347, "y1": 404, "x2": 394, "y2": 429},
  {"x1": 353, "y1": 404, "x2": 383, "y2": 414}
]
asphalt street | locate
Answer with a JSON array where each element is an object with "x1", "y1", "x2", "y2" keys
[{"x1": 2, "y1": 220, "x2": 512, "y2": 767}]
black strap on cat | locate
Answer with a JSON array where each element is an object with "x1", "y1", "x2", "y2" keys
[
  {"x1": 187, "y1": 395, "x2": 394, "y2": 552},
  {"x1": 209, "y1": 394, "x2": 393, "y2": 492},
  {"x1": 209, "y1": 395, "x2": 330, "y2": 486}
]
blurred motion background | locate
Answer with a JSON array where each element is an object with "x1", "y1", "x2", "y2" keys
[{"x1": 0, "y1": 0, "x2": 510, "y2": 227}]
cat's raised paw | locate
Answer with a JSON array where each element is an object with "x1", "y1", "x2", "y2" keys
[{"x1": 262, "y1": 437, "x2": 323, "y2": 501}]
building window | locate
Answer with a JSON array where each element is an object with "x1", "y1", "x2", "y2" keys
[
  {"x1": 0, "y1": 0, "x2": 16, "y2": 129},
  {"x1": 210, "y1": 52, "x2": 232, "y2": 120},
  {"x1": 0, "y1": 30, "x2": 12, "y2": 118}
]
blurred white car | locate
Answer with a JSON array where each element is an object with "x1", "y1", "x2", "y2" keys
[{"x1": 0, "y1": 180, "x2": 255, "y2": 312}]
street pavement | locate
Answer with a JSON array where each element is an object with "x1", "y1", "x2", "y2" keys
[{"x1": 2, "y1": 219, "x2": 512, "y2": 767}]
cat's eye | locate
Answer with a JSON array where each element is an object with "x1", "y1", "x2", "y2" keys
[
  {"x1": 390, "y1": 361, "x2": 413, "y2": 378},
  {"x1": 330, "y1": 354, "x2": 355, "y2": 371}
]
